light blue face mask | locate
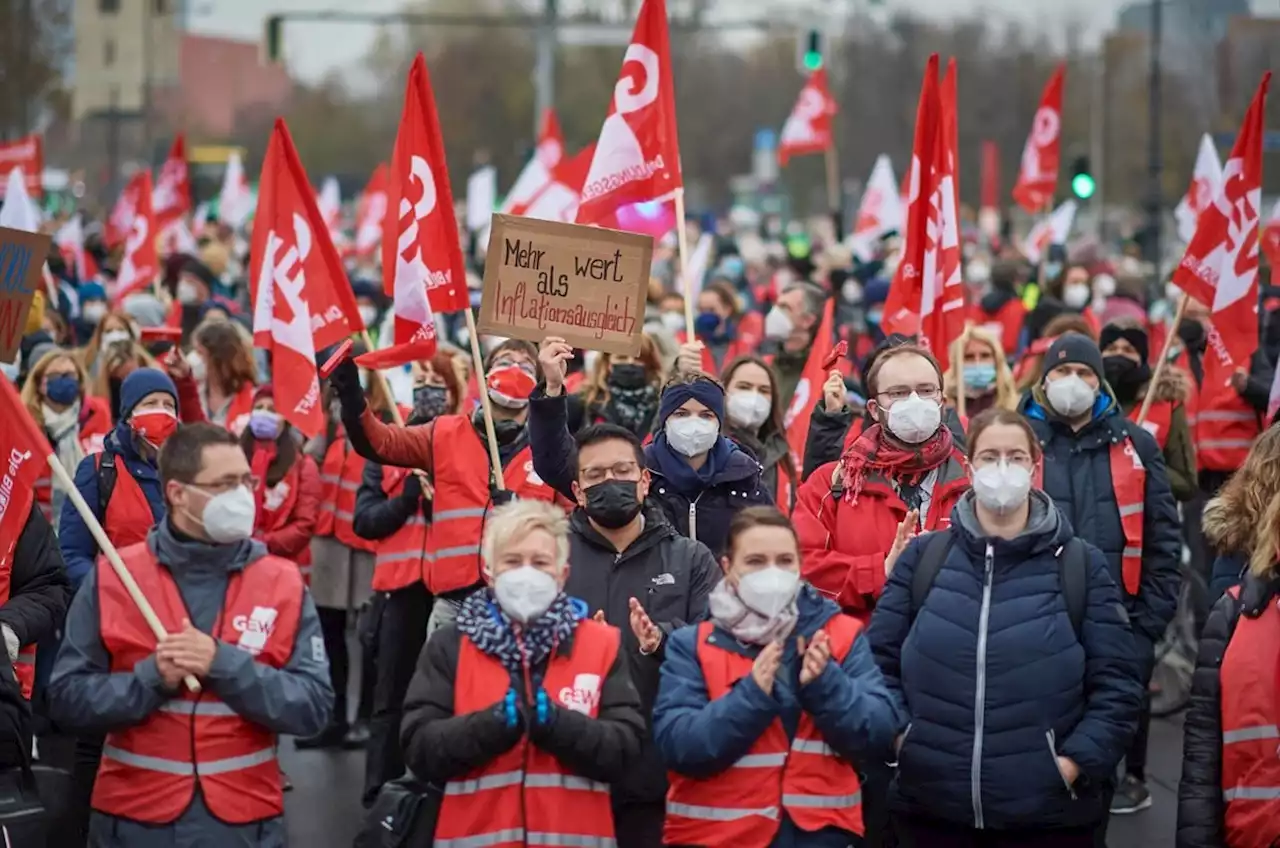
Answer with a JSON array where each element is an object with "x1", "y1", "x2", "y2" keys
[{"x1": 964, "y1": 363, "x2": 998, "y2": 390}]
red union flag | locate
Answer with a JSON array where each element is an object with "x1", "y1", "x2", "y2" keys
[
  {"x1": 510, "y1": 144, "x2": 595, "y2": 224},
  {"x1": 501, "y1": 108, "x2": 565, "y2": 215},
  {"x1": 113, "y1": 171, "x2": 159, "y2": 300},
  {"x1": 249, "y1": 119, "x2": 363, "y2": 355},
  {"x1": 0, "y1": 375, "x2": 50, "y2": 574},
  {"x1": 778, "y1": 68, "x2": 837, "y2": 165},
  {"x1": 1012, "y1": 64, "x2": 1065, "y2": 214},
  {"x1": 1174, "y1": 134, "x2": 1223, "y2": 244},
  {"x1": 576, "y1": 0, "x2": 682, "y2": 226},
  {"x1": 152, "y1": 134, "x2": 191, "y2": 234},
  {"x1": 0, "y1": 135, "x2": 42, "y2": 199},
  {"x1": 1172, "y1": 72, "x2": 1271, "y2": 379},
  {"x1": 354, "y1": 164, "x2": 388, "y2": 256},
  {"x1": 919, "y1": 58, "x2": 965, "y2": 372}
]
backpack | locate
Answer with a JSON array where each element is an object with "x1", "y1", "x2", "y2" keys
[
  {"x1": 909, "y1": 530, "x2": 1088, "y2": 640},
  {"x1": 354, "y1": 772, "x2": 441, "y2": 848},
  {"x1": 97, "y1": 451, "x2": 118, "y2": 520}
]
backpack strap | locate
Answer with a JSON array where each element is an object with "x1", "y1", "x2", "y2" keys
[
  {"x1": 97, "y1": 450, "x2": 118, "y2": 520},
  {"x1": 1058, "y1": 538, "x2": 1088, "y2": 641},
  {"x1": 909, "y1": 530, "x2": 954, "y2": 620}
]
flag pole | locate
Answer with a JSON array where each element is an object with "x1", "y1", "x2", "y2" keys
[
  {"x1": 358, "y1": 330, "x2": 405, "y2": 427},
  {"x1": 463, "y1": 307, "x2": 506, "y2": 491},
  {"x1": 46, "y1": 456, "x2": 201, "y2": 693},
  {"x1": 674, "y1": 187, "x2": 694, "y2": 332},
  {"x1": 1137, "y1": 295, "x2": 1188, "y2": 425}
]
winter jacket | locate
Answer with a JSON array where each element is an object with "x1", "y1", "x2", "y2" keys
[
  {"x1": 1121, "y1": 365, "x2": 1197, "y2": 502},
  {"x1": 1019, "y1": 387, "x2": 1181, "y2": 648},
  {"x1": 1203, "y1": 488, "x2": 1258, "y2": 601},
  {"x1": 399, "y1": 618, "x2": 646, "y2": 790},
  {"x1": 3, "y1": 505, "x2": 72, "y2": 704},
  {"x1": 801, "y1": 403, "x2": 967, "y2": 479},
  {"x1": 48, "y1": 520, "x2": 333, "y2": 848},
  {"x1": 866, "y1": 491, "x2": 1143, "y2": 830},
  {"x1": 565, "y1": 506, "x2": 718, "y2": 805},
  {"x1": 793, "y1": 445, "x2": 970, "y2": 622},
  {"x1": 1209, "y1": 554, "x2": 1248, "y2": 602},
  {"x1": 1176, "y1": 570, "x2": 1280, "y2": 847},
  {"x1": 653, "y1": 585, "x2": 903, "y2": 848},
  {"x1": 255, "y1": 453, "x2": 322, "y2": 562},
  {"x1": 352, "y1": 460, "x2": 430, "y2": 541},
  {"x1": 528, "y1": 387, "x2": 773, "y2": 558},
  {"x1": 728, "y1": 425, "x2": 795, "y2": 509}
]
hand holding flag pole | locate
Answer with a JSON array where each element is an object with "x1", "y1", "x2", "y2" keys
[
  {"x1": 1138, "y1": 295, "x2": 1189, "y2": 426},
  {"x1": 464, "y1": 309, "x2": 507, "y2": 491}
]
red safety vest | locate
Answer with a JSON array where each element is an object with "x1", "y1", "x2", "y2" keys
[
  {"x1": 99, "y1": 453, "x2": 157, "y2": 551},
  {"x1": 433, "y1": 620, "x2": 621, "y2": 848},
  {"x1": 1130, "y1": 399, "x2": 1174, "y2": 450},
  {"x1": 427, "y1": 415, "x2": 566, "y2": 595},
  {"x1": 251, "y1": 452, "x2": 313, "y2": 580},
  {"x1": 1220, "y1": 586, "x2": 1280, "y2": 848},
  {"x1": 665, "y1": 616, "x2": 864, "y2": 846},
  {"x1": 1110, "y1": 437, "x2": 1146, "y2": 596},
  {"x1": 34, "y1": 397, "x2": 113, "y2": 520},
  {"x1": 91, "y1": 543, "x2": 303, "y2": 825},
  {"x1": 1197, "y1": 375, "x2": 1261, "y2": 473},
  {"x1": 314, "y1": 438, "x2": 375, "y2": 553},
  {"x1": 371, "y1": 468, "x2": 429, "y2": 592},
  {"x1": 0, "y1": 545, "x2": 35, "y2": 699}
]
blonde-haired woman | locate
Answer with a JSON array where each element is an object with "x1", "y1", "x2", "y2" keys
[
  {"x1": 577, "y1": 334, "x2": 664, "y2": 437},
  {"x1": 21, "y1": 350, "x2": 113, "y2": 528},
  {"x1": 1178, "y1": 481, "x2": 1280, "y2": 847},
  {"x1": 1203, "y1": 426, "x2": 1280, "y2": 598},
  {"x1": 944, "y1": 325, "x2": 1018, "y2": 420},
  {"x1": 399, "y1": 500, "x2": 644, "y2": 847},
  {"x1": 80, "y1": 308, "x2": 139, "y2": 382}
]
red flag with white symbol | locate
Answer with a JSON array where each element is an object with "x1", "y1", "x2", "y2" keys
[
  {"x1": 152, "y1": 134, "x2": 191, "y2": 234},
  {"x1": 850, "y1": 155, "x2": 902, "y2": 260},
  {"x1": 1012, "y1": 64, "x2": 1064, "y2": 214},
  {"x1": 1174, "y1": 134, "x2": 1223, "y2": 244},
  {"x1": 883, "y1": 54, "x2": 940, "y2": 337},
  {"x1": 55, "y1": 214, "x2": 96, "y2": 282},
  {"x1": 576, "y1": 0, "x2": 682, "y2": 226},
  {"x1": 919, "y1": 58, "x2": 965, "y2": 372},
  {"x1": 778, "y1": 68, "x2": 837, "y2": 166},
  {"x1": 502, "y1": 108, "x2": 565, "y2": 214},
  {"x1": 359, "y1": 52, "x2": 466, "y2": 369},
  {"x1": 354, "y1": 164, "x2": 388, "y2": 256},
  {"x1": 1172, "y1": 72, "x2": 1271, "y2": 385},
  {"x1": 248, "y1": 119, "x2": 364, "y2": 360},
  {"x1": 511, "y1": 144, "x2": 596, "y2": 224},
  {"x1": 0, "y1": 376, "x2": 51, "y2": 575},
  {"x1": 114, "y1": 171, "x2": 159, "y2": 301},
  {"x1": 1020, "y1": 200, "x2": 1078, "y2": 265},
  {"x1": 105, "y1": 178, "x2": 140, "y2": 249}
]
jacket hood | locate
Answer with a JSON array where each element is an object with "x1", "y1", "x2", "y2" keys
[
  {"x1": 950, "y1": 489, "x2": 1070, "y2": 560},
  {"x1": 795, "y1": 583, "x2": 843, "y2": 635},
  {"x1": 1021, "y1": 383, "x2": 1123, "y2": 446},
  {"x1": 1203, "y1": 492, "x2": 1254, "y2": 555}
]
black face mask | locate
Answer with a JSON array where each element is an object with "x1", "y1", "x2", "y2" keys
[
  {"x1": 412, "y1": 385, "x2": 450, "y2": 421},
  {"x1": 1102, "y1": 355, "x2": 1150, "y2": 404},
  {"x1": 584, "y1": 479, "x2": 644, "y2": 530},
  {"x1": 608, "y1": 363, "x2": 648, "y2": 391},
  {"x1": 492, "y1": 418, "x2": 523, "y2": 443},
  {"x1": 1178, "y1": 318, "x2": 1206, "y2": 349}
]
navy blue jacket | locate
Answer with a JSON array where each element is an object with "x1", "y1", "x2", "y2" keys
[
  {"x1": 866, "y1": 491, "x2": 1143, "y2": 831},
  {"x1": 653, "y1": 585, "x2": 903, "y2": 848},
  {"x1": 1208, "y1": 552, "x2": 1248, "y2": 601},
  {"x1": 528, "y1": 387, "x2": 773, "y2": 557},
  {"x1": 1018, "y1": 388, "x2": 1180, "y2": 647}
]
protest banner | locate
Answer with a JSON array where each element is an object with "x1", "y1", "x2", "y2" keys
[
  {"x1": 478, "y1": 213, "x2": 653, "y2": 356},
  {"x1": 0, "y1": 226, "x2": 52, "y2": 363}
]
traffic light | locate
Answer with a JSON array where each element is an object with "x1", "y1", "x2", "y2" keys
[
  {"x1": 797, "y1": 29, "x2": 824, "y2": 73},
  {"x1": 1070, "y1": 155, "x2": 1096, "y2": 199},
  {"x1": 263, "y1": 15, "x2": 284, "y2": 64}
]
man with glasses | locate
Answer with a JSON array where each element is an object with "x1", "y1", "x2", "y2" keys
[
  {"x1": 563, "y1": 423, "x2": 718, "y2": 848},
  {"x1": 49, "y1": 423, "x2": 333, "y2": 848}
]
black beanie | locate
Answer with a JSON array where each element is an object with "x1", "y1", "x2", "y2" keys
[
  {"x1": 1044, "y1": 332, "x2": 1105, "y2": 380},
  {"x1": 1098, "y1": 324, "x2": 1150, "y2": 364}
]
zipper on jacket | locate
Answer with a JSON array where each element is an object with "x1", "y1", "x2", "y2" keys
[
  {"x1": 1046, "y1": 729, "x2": 1078, "y2": 800},
  {"x1": 971, "y1": 542, "x2": 995, "y2": 829},
  {"x1": 688, "y1": 493, "x2": 704, "y2": 542}
]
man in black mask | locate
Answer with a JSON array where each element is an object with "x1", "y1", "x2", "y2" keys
[
  {"x1": 563, "y1": 423, "x2": 717, "y2": 848},
  {"x1": 1100, "y1": 322, "x2": 1197, "y2": 502}
]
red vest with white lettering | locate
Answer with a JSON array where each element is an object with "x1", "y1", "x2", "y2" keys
[
  {"x1": 1197, "y1": 374, "x2": 1261, "y2": 473},
  {"x1": 1129, "y1": 399, "x2": 1173, "y2": 449},
  {"x1": 427, "y1": 415, "x2": 567, "y2": 595},
  {"x1": 664, "y1": 616, "x2": 865, "y2": 846},
  {"x1": 99, "y1": 453, "x2": 157, "y2": 551},
  {"x1": 34, "y1": 397, "x2": 112, "y2": 520},
  {"x1": 372, "y1": 467, "x2": 429, "y2": 592},
  {"x1": 433, "y1": 619, "x2": 620, "y2": 848},
  {"x1": 91, "y1": 542, "x2": 303, "y2": 825},
  {"x1": 1110, "y1": 437, "x2": 1146, "y2": 596},
  {"x1": 1219, "y1": 586, "x2": 1280, "y2": 848}
]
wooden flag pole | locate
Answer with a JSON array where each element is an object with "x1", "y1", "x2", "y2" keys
[
  {"x1": 1137, "y1": 295, "x2": 1189, "y2": 426},
  {"x1": 463, "y1": 307, "x2": 506, "y2": 491},
  {"x1": 674, "y1": 187, "x2": 695, "y2": 332},
  {"x1": 358, "y1": 329, "x2": 405, "y2": 427},
  {"x1": 47, "y1": 456, "x2": 201, "y2": 693}
]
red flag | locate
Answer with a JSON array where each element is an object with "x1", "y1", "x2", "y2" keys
[
  {"x1": 1012, "y1": 64, "x2": 1065, "y2": 214},
  {"x1": 0, "y1": 376, "x2": 51, "y2": 573},
  {"x1": 883, "y1": 55, "x2": 941, "y2": 337},
  {"x1": 1171, "y1": 72, "x2": 1271, "y2": 384},
  {"x1": 536, "y1": 108, "x2": 565, "y2": 168},
  {"x1": 114, "y1": 171, "x2": 159, "y2": 301},
  {"x1": 501, "y1": 109, "x2": 566, "y2": 215},
  {"x1": 152, "y1": 134, "x2": 191, "y2": 233},
  {"x1": 778, "y1": 68, "x2": 837, "y2": 165},
  {"x1": 782, "y1": 299, "x2": 836, "y2": 504},
  {"x1": 510, "y1": 144, "x2": 596, "y2": 223},
  {"x1": 0, "y1": 134, "x2": 42, "y2": 198},
  {"x1": 105, "y1": 177, "x2": 141, "y2": 249},
  {"x1": 576, "y1": 0, "x2": 682, "y2": 226},
  {"x1": 249, "y1": 119, "x2": 363, "y2": 356},
  {"x1": 920, "y1": 59, "x2": 966, "y2": 372},
  {"x1": 354, "y1": 164, "x2": 388, "y2": 256}
]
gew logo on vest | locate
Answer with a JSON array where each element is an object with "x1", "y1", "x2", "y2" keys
[
  {"x1": 558, "y1": 673, "x2": 601, "y2": 715},
  {"x1": 232, "y1": 607, "x2": 279, "y2": 655}
]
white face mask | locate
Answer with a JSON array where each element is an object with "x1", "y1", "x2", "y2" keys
[
  {"x1": 83, "y1": 302, "x2": 108, "y2": 325},
  {"x1": 187, "y1": 351, "x2": 206, "y2": 383},
  {"x1": 100, "y1": 329, "x2": 132, "y2": 348},
  {"x1": 737, "y1": 566, "x2": 801, "y2": 618},
  {"x1": 972, "y1": 461, "x2": 1033, "y2": 514},
  {"x1": 659, "y1": 312, "x2": 685, "y2": 334},
  {"x1": 726, "y1": 390, "x2": 770, "y2": 430},
  {"x1": 665, "y1": 416, "x2": 719, "y2": 457},
  {"x1": 885, "y1": 393, "x2": 942, "y2": 444},
  {"x1": 176, "y1": 280, "x2": 201, "y2": 304},
  {"x1": 189, "y1": 484, "x2": 256, "y2": 543},
  {"x1": 764, "y1": 306, "x2": 794, "y2": 341},
  {"x1": 1062, "y1": 282, "x2": 1091, "y2": 309},
  {"x1": 492, "y1": 565, "x2": 560, "y2": 624},
  {"x1": 1045, "y1": 374, "x2": 1097, "y2": 419},
  {"x1": 358, "y1": 305, "x2": 379, "y2": 329}
]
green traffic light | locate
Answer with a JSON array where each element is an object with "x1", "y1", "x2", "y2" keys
[
  {"x1": 1071, "y1": 173, "x2": 1096, "y2": 199},
  {"x1": 803, "y1": 51, "x2": 823, "y2": 71}
]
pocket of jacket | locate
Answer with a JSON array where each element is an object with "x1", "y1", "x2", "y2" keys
[{"x1": 1046, "y1": 729, "x2": 1077, "y2": 800}]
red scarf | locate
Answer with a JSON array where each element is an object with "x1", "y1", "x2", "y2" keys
[{"x1": 838, "y1": 423, "x2": 956, "y2": 505}]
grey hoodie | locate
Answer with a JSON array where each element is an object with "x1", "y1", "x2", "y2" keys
[
  {"x1": 49, "y1": 520, "x2": 333, "y2": 848},
  {"x1": 952, "y1": 488, "x2": 1060, "y2": 544}
]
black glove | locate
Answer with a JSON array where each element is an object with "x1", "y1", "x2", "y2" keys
[
  {"x1": 328, "y1": 356, "x2": 367, "y2": 419},
  {"x1": 401, "y1": 473, "x2": 423, "y2": 504},
  {"x1": 490, "y1": 488, "x2": 518, "y2": 508}
]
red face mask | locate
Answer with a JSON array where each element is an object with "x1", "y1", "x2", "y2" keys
[
  {"x1": 486, "y1": 365, "x2": 537, "y2": 408},
  {"x1": 131, "y1": 409, "x2": 179, "y2": 446}
]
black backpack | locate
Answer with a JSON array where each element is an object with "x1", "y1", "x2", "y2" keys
[
  {"x1": 353, "y1": 773, "x2": 441, "y2": 848},
  {"x1": 909, "y1": 529, "x2": 1088, "y2": 640},
  {"x1": 97, "y1": 451, "x2": 119, "y2": 519}
]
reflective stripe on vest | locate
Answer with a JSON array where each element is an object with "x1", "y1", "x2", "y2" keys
[
  {"x1": 1109, "y1": 438, "x2": 1146, "y2": 596},
  {"x1": 103, "y1": 743, "x2": 275, "y2": 776},
  {"x1": 435, "y1": 831, "x2": 617, "y2": 848},
  {"x1": 1197, "y1": 379, "x2": 1260, "y2": 471},
  {"x1": 1223, "y1": 725, "x2": 1280, "y2": 744},
  {"x1": 372, "y1": 466, "x2": 429, "y2": 593}
]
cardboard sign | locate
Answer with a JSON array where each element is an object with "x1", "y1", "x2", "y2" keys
[
  {"x1": 0, "y1": 226, "x2": 50, "y2": 364},
  {"x1": 478, "y1": 214, "x2": 653, "y2": 356}
]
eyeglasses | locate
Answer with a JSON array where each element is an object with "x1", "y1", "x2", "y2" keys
[
  {"x1": 972, "y1": 451, "x2": 1035, "y2": 468},
  {"x1": 580, "y1": 462, "x2": 641, "y2": 486},
  {"x1": 877, "y1": 385, "x2": 942, "y2": 403},
  {"x1": 188, "y1": 475, "x2": 259, "y2": 494}
]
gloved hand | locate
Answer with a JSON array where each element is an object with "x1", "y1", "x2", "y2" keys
[
  {"x1": 401, "y1": 472, "x2": 424, "y2": 504},
  {"x1": 327, "y1": 356, "x2": 367, "y2": 419},
  {"x1": 527, "y1": 689, "x2": 559, "y2": 744},
  {"x1": 492, "y1": 687, "x2": 526, "y2": 731},
  {"x1": 490, "y1": 488, "x2": 518, "y2": 508}
]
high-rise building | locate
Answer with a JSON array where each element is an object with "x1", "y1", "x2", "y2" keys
[{"x1": 71, "y1": 0, "x2": 182, "y2": 121}]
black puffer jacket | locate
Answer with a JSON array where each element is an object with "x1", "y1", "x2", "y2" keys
[
  {"x1": 1177, "y1": 571, "x2": 1280, "y2": 847},
  {"x1": 0, "y1": 505, "x2": 72, "y2": 651}
]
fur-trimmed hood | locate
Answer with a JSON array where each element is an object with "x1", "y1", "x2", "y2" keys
[
  {"x1": 1147, "y1": 364, "x2": 1191, "y2": 404},
  {"x1": 1203, "y1": 489, "x2": 1254, "y2": 555}
]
